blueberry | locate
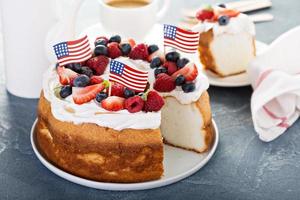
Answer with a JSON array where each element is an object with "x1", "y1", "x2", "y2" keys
[
  {"x1": 72, "y1": 63, "x2": 82, "y2": 73},
  {"x1": 80, "y1": 66, "x2": 93, "y2": 77},
  {"x1": 64, "y1": 63, "x2": 81, "y2": 72},
  {"x1": 150, "y1": 57, "x2": 162, "y2": 69},
  {"x1": 175, "y1": 75, "x2": 186, "y2": 86},
  {"x1": 64, "y1": 63, "x2": 74, "y2": 70},
  {"x1": 59, "y1": 85, "x2": 72, "y2": 98},
  {"x1": 96, "y1": 92, "x2": 108, "y2": 103},
  {"x1": 176, "y1": 58, "x2": 189, "y2": 69},
  {"x1": 124, "y1": 88, "x2": 135, "y2": 98},
  {"x1": 95, "y1": 39, "x2": 108, "y2": 46},
  {"x1": 120, "y1": 43, "x2": 132, "y2": 56},
  {"x1": 182, "y1": 82, "x2": 195, "y2": 93},
  {"x1": 218, "y1": 15, "x2": 230, "y2": 26},
  {"x1": 154, "y1": 66, "x2": 167, "y2": 76},
  {"x1": 165, "y1": 51, "x2": 180, "y2": 62},
  {"x1": 94, "y1": 45, "x2": 108, "y2": 56},
  {"x1": 109, "y1": 35, "x2": 121, "y2": 43},
  {"x1": 218, "y1": 3, "x2": 226, "y2": 8},
  {"x1": 148, "y1": 45, "x2": 159, "y2": 54},
  {"x1": 73, "y1": 75, "x2": 90, "y2": 87}
]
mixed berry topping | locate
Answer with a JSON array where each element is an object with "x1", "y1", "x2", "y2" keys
[
  {"x1": 196, "y1": 5, "x2": 240, "y2": 25},
  {"x1": 55, "y1": 34, "x2": 200, "y2": 113}
]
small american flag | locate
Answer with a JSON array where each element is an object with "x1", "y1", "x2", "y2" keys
[
  {"x1": 164, "y1": 24, "x2": 199, "y2": 53},
  {"x1": 53, "y1": 35, "x2": 92, "y2": 66},
  {"x1": 109, "y1": 60, "x2": 148, "y2": 92}
]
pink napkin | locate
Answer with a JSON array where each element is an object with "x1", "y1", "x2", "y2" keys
[{"x1": 248, "y1": 26, "x2": 300, "y2": 142}]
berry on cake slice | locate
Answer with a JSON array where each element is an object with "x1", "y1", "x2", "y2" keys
[
  {"x1": 154, "y1": 73, "x2": 176, "y2": 92},
  {"x1": 144, "y1": 91, "x2": 164, "y2": 112},
  {"x1": 57, "y1": 66, "x2": 78, "y2": 85},
  {"x1": 110, "y1": 82, "x2": 125, "y2": 97},
  {"x1": 107, "y1": 42, "x2": 122, "y2": 59},
  {"x1": 109, "y1": 35, "x2": 121, "y2": 43},
  {"x1": 196, "y1": 6, "x2": 214, "y2": 21},
  {"x1": 129, "y1": 43, "x2": 149, "y2": 61},
  {"x1": 86, "y1": 55, "x2": 109, "y2": 75},
  {"x1": 94, "y1": 36, "x2": 108, "y2": 46},
  {"x1": 124, "y1": 96, "x2": 144, "y2": 113},
  {"x1": 90, "y1": 75, "x2": 104, "y2": 85},
  {"x1": 101, "y1": 96, "x2": 125, "y2": 111},
  {"x1": 171, "y1": 62, "x2": 198, "y2": 81},
  {"x1": 73, "y1": 83, "x2": 106, "y2": 105}
]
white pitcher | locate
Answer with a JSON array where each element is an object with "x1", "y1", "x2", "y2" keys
[{"x1": 0, "y1": 0, "x2": 84, "y2": 98}]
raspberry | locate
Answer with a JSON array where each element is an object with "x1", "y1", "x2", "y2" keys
[
  {"x1": 144, "y1": 91, "x2": 164, "y2": 112},
  {"x1": 110, "y1": 82, "x2": 125, "y2": 97},
  {"x1": 124, "y1": 96, "x2": 144, "y2": 113},
  {"x1": 129, "y1": 43, "x2": 149, "y2": 61},
  {"x1": 86, "y1": 55, "x2": 109, "y2": 75},
  {"x1": 107, "y1": 42, "x2": 122, "y2": 59},
  {"x1": 154, "y1": 74, "x2": 176, "y2": 92},
  {"x1": 163, "y1": 61, "x2": 178, "y2": 75}
]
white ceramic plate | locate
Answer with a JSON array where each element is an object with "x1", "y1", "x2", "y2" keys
[
  {"x1": 31, "y1": 119, "x2": 219, "y2": 191},
  {"x1": 82, "y1": 24, "x2": 268, "y2": 87}
]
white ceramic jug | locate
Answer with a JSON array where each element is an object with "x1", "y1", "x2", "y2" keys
[{"x1": 0, "y1": 0, "x2": 84, "y2": 98}]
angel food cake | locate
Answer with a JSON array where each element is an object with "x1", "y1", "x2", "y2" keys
[
  {"x1": 36, "y1": 35, "x2": 213, "y2": 183},
  {"x1": 194, "y1": 5, "x2": 256, "y2": 77}
]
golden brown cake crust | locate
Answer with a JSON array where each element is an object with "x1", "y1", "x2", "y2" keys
[
  {"x1": 36, "y1": 92, "x2": 164, "y2": 183},
  {"x1": 163, "y1": 91, "x2": 214, "y2": 153}
]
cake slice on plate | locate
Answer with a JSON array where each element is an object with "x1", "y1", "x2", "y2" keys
[{"x1": 194, "y1": 5, "x2": 256, "y2": 77}]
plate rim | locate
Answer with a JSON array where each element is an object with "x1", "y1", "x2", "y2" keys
[{"x1": 30, "y1": 118, "x2": 219, "y2": 191}]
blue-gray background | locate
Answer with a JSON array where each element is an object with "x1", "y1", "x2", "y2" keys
[{"x1": 1, "y1": 0, "x2": 300, "y2": 199}]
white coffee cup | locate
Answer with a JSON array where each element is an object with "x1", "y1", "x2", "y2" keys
[
  {"x1": 98, "y1": 0, "x2": 170, "y2": 40},
  {"x1": 0, "y1": 0, "x2": 84, "y2": 98}
]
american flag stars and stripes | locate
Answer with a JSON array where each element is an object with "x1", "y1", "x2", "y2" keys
[
  {"x1": 109, "y1": 60, "x2": 148, "y2": 92},
  {"x1": 163, "y1": 24, "x2": 200, "y2": 53},
  {"x1": 53, "y1": 35, "x2": 92, "y2": 66}
]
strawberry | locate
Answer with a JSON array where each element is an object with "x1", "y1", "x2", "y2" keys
[
  {"x1": 144, "y1": 91, "x2": 164, "y2": 112},
  {"x1": 73, "y1": 83, "x2": 106, "y2": 105},
  {"x1": 57, "y1": 66, "x2": 78, "y2": 85},
  {"x1": 101, "y1": 96, "x2": 125, "y2": 111},
  {"x1": 86, "y1": 55, "x2": 109, "y2": 75},
  {"x1": 196, "y1": 8, "x2": 214, "y2": 21},
  {"x1": 90, "y1": 76, "x2": 104, "y2": 85},
  {"x1": 110, "y1": 82, "x2": 125, "y2": 97},
  {"x1": 163, "y1": 61, "x2": 178, "y2": 75},
  {"x1": 153, "y1": 74, "x2": 176, "y2": 92},
  {"x1": 124, "y1": 96, "x2": 144, "y2": 113},
  {"x1": 148, "y1": 50, "x2": 165, "y2": 62},
  {"x1": 129, "y1": 43, "x2": 149, "y2": 61},
  {"x1": 107, "y1": 42, "x2": 122, "y2": 59},
  {"x1": 171, "y1": 62, "x2": 198, "y2": 81}
]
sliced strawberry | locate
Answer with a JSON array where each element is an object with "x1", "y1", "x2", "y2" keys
[
  {"x1": 171, "y1": 62, "x2": 198, "y2": 81},
  {"x1": 57, "y1": 66, "x2": 78, "y2": 85},
  {"x1": 90, "y1": 76, "x2": 104, "y2": 85},
  {"x1": 101, "y1": 96, "x2": 125, "y2": 111},
  {"x1": 196, "y1": 9, "x2": 214, "y2": 21},
  {"x1": 73, "y1": 83, "x2": 105, "y2": 105}
]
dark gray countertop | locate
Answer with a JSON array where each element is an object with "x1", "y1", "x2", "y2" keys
[{"x1": 1, "y1": 0, "x2": 300, "y2": 199}]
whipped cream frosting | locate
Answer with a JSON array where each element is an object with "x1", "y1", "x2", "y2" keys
[
  {"x1": 192, "y1": 13, "x2": 255, "y2": 36},
  {"x1": 43, "y1": 57, "x2": 209, "y2": 131}
]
